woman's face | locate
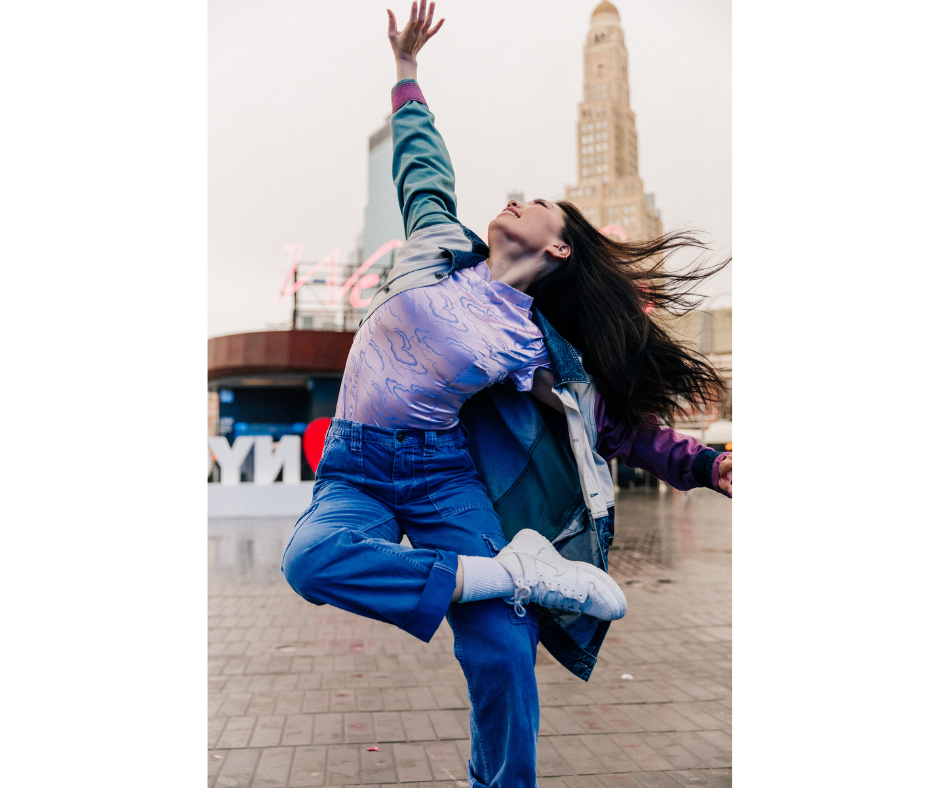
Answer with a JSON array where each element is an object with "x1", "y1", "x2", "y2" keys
[{"x1": 487, "y1": 198, "x2": 568, "y2": 259}]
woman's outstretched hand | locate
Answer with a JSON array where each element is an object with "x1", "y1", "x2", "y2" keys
[
  {"x1": 387, "y1": 1, "x2": 444, "y2": 65},
  {"x1": 718, "y1": 455, "x2": 732, "y2": 497}
]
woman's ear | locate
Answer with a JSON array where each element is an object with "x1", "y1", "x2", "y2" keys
[{"x1": 547, "y1": 242, "x2": 570, "y2": 262}]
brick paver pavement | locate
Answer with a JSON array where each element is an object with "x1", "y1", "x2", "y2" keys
[{"x1": 208, "y1": 486, "x2": 731, "y2": 787}]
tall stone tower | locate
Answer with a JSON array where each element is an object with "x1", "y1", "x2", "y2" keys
[{"x1": 565, "y1": 1, "x2": 662, "y2": 241}]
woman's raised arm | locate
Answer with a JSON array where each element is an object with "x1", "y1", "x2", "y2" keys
[{"x1": 386, "y1": 2, "x2": 460, "y2": 237}]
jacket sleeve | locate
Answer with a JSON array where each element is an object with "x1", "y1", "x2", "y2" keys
[
  {"x1": 390, "y1": 80, "x2": 460, "y2": 238},
  {"x1": 594, "y1": 395, "x2": 730, "y2": 496}
]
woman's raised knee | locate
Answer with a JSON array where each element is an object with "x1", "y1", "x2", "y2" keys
[{"x1": 281, "y1": 528, "x2": 335, "y2": 599}]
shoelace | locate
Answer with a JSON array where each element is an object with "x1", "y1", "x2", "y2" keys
[{"x1": 512, "y1": 584, "x2": 532, "y2": 617}]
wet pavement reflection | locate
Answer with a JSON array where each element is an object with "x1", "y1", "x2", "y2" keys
[
  {"x1": 208, "y1": 487, "x2": 731, "y2": 587},
  {"x1": 208, "y1": 517, "x2": 298, "y2": 586},
  {"x1": 608, "y1": 487, "x2": 732, "y2": 578}
]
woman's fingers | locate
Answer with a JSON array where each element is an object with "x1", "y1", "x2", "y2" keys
[
  {"x1": 718, "y1": 455, "x2": 732, "y2": 497},
  {"x1": 424, "y1": 3, "x2": 443, "y2": 36},
  {"x1": 389, "y1": 1, "x2": 442, "y2": 55}
]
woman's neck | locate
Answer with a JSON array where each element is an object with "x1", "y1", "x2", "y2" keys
[{"x1": 484, "y1": 254, "x2": 543, "y2": 294}]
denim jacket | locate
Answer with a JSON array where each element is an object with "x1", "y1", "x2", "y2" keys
[{"x1": 361, "y1": 82, "x2": 723, "y2": 681}]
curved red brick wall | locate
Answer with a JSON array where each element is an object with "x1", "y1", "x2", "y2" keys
[{"x1": 208, "y1": 330, "x2": 354, "y2": 380}]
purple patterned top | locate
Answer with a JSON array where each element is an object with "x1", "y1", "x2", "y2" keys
[{"x1": 336, "y1": 260, "x2": 552, "y2": 430}]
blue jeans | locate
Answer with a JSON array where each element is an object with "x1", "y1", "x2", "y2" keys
[{"x1": 281, "y1": 419, "x2": 539, "y2": 787}]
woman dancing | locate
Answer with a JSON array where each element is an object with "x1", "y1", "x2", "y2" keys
[{"x1": 282, "y1": 3, "x2": 731, "y2": 785}]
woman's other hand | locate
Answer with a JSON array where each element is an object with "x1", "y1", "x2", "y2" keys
[
  {"x1": 718, "y1": 455, "x2": 732, "y2": 497},
  {"x1": 388, "y1": 1, "x2": 444, "y2": 65}
]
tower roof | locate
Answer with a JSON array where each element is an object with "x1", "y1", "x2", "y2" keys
[{"x1": 592, "y1": 1, "x2": 620, "y2": 20}]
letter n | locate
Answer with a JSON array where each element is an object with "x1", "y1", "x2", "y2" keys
[{"x1": 253, "y1": 435, "x2": 301, "y2": 485}]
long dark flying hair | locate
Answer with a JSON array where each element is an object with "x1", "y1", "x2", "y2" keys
[{"x1": 528, "y1": 200, "x2": 729, "y2": 434}]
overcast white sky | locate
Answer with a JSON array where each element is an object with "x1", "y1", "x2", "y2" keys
[{"x1": 209, "y1": 0, "x2": 731, "y2": 338}]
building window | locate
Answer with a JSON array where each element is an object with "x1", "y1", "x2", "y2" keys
[{"x1": 582, "y1": 167, "x2": 593, "y2": 177}]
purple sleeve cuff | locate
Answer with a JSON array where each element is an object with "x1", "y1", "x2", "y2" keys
[{"x1": 392, "y1": 79, "x2": 427, "y2": 113}]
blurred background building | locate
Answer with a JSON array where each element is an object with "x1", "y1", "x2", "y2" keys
[
  {"x1": 665, "y1": 306, "x2": 732, "y2": 442},
  {"x1": 565, "y1": 1, "x2": 663, "y2": 241},
  {"x1": 363, "y1": 115, "x2": 406, "y2": 263}
]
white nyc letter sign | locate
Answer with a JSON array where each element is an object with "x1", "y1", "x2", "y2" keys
[{"x1": 208, "y1": 436, "x2": 301, "y2": 486}]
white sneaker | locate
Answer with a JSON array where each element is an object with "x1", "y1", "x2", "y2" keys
[{"x1": 494, "y1": 529, "x2": 627, "y2": 621}]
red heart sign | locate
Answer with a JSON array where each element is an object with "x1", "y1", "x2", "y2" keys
[{"x1": 302, "y1": 418, "x2": 333, "y2": 472}]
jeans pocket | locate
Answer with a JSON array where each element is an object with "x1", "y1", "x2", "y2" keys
[
  {"x1": 428, "y1": 475, "x2": 489, "y2": 518},
  {"x1": 459, "y1": 447, "x2": 477, "y2": 475},
  {"x1": 426, "y1": 449, "x2": 487, "y2": 518},
  {"x1": 315, "y1": 436, "x2": 338, "y2": 479},
  {"x1": 317, "y1": 435, "x2": 364, "y2": 490},
  {"x1": 481, "y1": 533, "x2": 507, "y2": 556}
]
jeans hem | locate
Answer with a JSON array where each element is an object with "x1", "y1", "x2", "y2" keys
[
  {"x1": 467, "y1": 764, "x2": 490, "y2": 788},
  {"x1": 400, "y1": 553, "x2": 459, "y2": 642}
]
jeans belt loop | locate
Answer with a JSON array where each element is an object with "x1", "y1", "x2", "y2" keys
[
  {"x1": 351, "y1": 421, "x2": 362, "y2": 454},
  {"x1": 424, "y1": 427, "x2": 437, "y2": 455}
]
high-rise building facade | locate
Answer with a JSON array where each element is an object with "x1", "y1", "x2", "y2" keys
[
  {"x1": 565, "y1": 1, "x2": 662, "y2": 241},
  {"x1": 362, "y1": 115, "x2": 406, "y2": 262}
]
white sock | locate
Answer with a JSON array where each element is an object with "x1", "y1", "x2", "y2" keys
[{"x1": 458, "y1": 555, "x2": 515, "y2": 603}]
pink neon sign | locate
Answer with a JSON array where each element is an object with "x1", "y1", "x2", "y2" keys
[
  {"x1": 278, "y1": 239, "x2": 404, "y2": 308},
  {"x1": 599, "y1": 224, "x2": 628, "y2": 241}
]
